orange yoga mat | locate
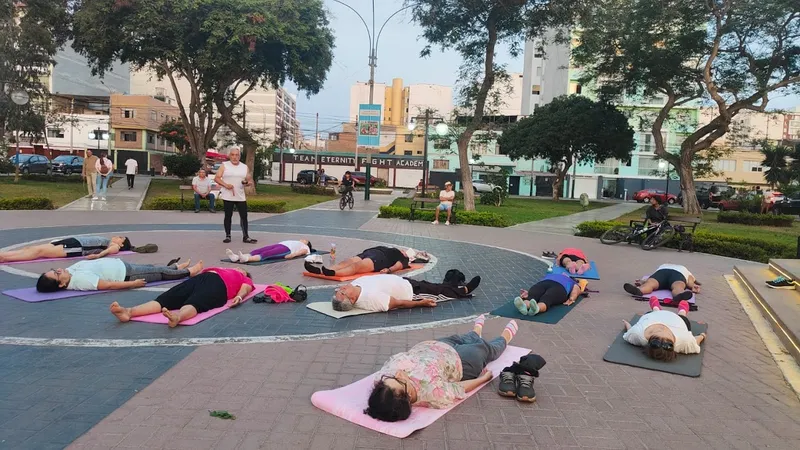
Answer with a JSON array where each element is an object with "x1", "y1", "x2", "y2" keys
[{"x1": 303, "y1": 264, "x2": 425, "y2": 281}]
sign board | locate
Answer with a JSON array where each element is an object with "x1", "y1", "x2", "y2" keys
[
  {"x1": 283, "y1": 152, "x2": 423, "y2": 169},
  {"x1": 357, "y1": 104, "x2": 381, "y2": 147}
]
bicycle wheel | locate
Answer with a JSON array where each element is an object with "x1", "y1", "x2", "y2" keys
[
  {"x1": 347, "y1": 194, "x2": 354, "y2": 209},
  {"x1": 339, "y1": 195, "x2": 346, "y2": 210},
  {"x1": 600, "y1": 225, "x2": 634, "y2": 245},
  {"x1": 641, "y1": 225, "x2": 676, "y2": 251}
]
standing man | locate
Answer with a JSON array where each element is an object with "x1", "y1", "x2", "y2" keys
[
  {"x1": 432, "y1": 181, "x2": 456, "y2": 225},
  {"x1": 124, "y1": 157, "x2": 138, "y2": 189},
  {"x1": 192, "y1": 168, "x2": 216, "y2": 213},
  {"x1": 82, "y1": 149, "x2": 98, "y2": 197}
]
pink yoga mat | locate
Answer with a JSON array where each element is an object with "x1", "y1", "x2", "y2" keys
[
  {"x1": 129, "y1": 283, "x2": 267, "y2": 326},
  {"x1": 311, "y1": 345, "x2": 531, "y2": 438},
  {"x1": 639, "y1": 275, "x2": 696, "y2": 303},
  {"x1": 3, "y1": 279, "x2": 180, "y2": 303},
  {"x1": 0, "y1": 251, "x2": 135, "y2": 265}
]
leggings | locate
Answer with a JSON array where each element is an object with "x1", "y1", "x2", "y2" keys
[
  {"x1": 126, "y1": 174, "x2": 135, "y2": 188},
  {"x1": 155, "y1": 272, "x2": 227, "y2": 313},
  {"x1": 122, "y1": 262, "x2": 190, "y2": 283},
  {"x1": 437, "y1": 331, "x2": 507, "y2": 380},
  {"x1": 528, "y1": 280, "x2": 569, "y2": 309},
  {"x1": 251, "y1": 243, "x2": 290, "y2": 259},
  {"x1": 223, "y1": 200, "x2": 249, "y2": 238},
  {"x1": 405, "y1": 278, "x2": 468, "y2": 298}
]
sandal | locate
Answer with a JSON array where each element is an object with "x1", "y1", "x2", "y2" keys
[
  {"x1": 243, "y1": 237, "x2": 258, "y2": 244},
  {"x1": 223, "y1": 236, "x2": 232, "y2": 243}
]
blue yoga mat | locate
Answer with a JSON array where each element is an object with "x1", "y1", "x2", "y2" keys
[
  {"x1": 220, "y1": 251, "x2": 330, "y2": 266},
  {"x1": 551, "y1": 261, "x2": 600, "y2": 280},
  {"x1": 490, "y1": 297, "x2": 583, "y2": 324}
]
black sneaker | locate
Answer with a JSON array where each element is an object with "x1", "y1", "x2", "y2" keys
[
  {"x1": 623, "y1": 283, "x2": 643, "y2": 296},
  {"x1": 766, "y1": 276, "x2": 795, "y2": 290},
  {"x1": 516, "y1": 373, "x2": 536, "y2": 402},
  {"x1": 497, "y1": 370, "x2": 517, "y2": 397}
]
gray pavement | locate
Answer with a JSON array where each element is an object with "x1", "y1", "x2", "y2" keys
[
  {"x1": 59, "y1": 176, "x2": 151, "y2": 212},
  {"x1": 511, "y1": 201, "x2": 644, "y2": 235}
]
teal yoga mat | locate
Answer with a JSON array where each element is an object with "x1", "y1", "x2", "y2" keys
[
  {"x1": 490, "y1": 297, "x2": 583, "y2": 324},
  {"x1": 220, "y1": 251, "x2": 330, "y2": 266},
  {"x1": 551, "y1": 261, "x2": 600, "y2": 280}
]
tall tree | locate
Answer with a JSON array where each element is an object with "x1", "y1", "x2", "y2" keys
[
  {"x1": 573, "y1": 0, "x2": 800, "y2": 213},
  {"x1": 760, "y1": 141, "x2": 793, "y2": 188},
  {"x1": 499, "y1": 95, "x2": 635, "y2": 200},
  {"x1": 407, "y1": 0, "x2": 578, "y2": 211}
]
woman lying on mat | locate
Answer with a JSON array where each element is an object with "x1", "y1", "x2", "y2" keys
[
  {"x1": 513, "y1": 273, "x2": 588, "y2": 316},
  {"x1": 623, "y1": 263, "x2": 699, "y2": 302},
  {"x1": 305, "y1": 246, "x2": 428, "y2": 277},
  {"x1": 365, "y1": 315, "x2": 517, "y2": 421},
  {"x1": 36, "y1": 258, "x2": 203, "y2": 292},
  {"x1": 226, "y1": 239, "x2": 313, "y2": 263},
  {"x1": 331, "y1": 273, "x2": 481, "y2": 312},
  {"x1": 555, "y1": 247, "x2": 590, "y2": 275},
  {"x1": 0, "y1": 235, "x2": 136, "y2": 263},
  {"x1": 110, "y1": 267, "x2": 254, "y2": 327},
  {"x1": 623, "y1": 297, "x2": 706, "y2": 361}
]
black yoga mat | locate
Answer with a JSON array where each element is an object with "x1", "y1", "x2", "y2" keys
[
  {"x1": 603, "y1": 314, "x2": 708, "y2": 377},
  {"x1": 490, "y1": 297, "x2": 583, "y2": 324}
]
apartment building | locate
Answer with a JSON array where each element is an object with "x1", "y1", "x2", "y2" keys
[
  {"x1": 349, "y1": 78, "x2": 454, "y2": 126},
  {"x1": 109, "y1": 94, "x2": 179, "y2": 173}
]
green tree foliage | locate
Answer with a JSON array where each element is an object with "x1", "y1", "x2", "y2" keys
[
  {"x1": 759, "y1": 141, "x2": 793, "y2": 188},
  {"x1": 158, "y1": 119, "x2": 190, "y2": 152},
  {"x1": 499, "y1": 95, "x2": 634, "y2": 200},
  {"x1": 164, "y1": 153, "x2": 202, "y2": 181},
  {"x1": 573, "y1": 0, "x2": 800, "y2": 213}
]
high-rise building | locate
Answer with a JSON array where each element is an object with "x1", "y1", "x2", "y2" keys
[
  {"x1": 520, "y1": 30, "x2": 571, "y2": 116},
  {"x1": 349, "y1": 78, "x2": 453, "y2": 125}
]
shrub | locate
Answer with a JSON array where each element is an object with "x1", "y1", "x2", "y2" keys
[
  {"x1": 575, "y1": 220, "x2": 625, "y2": 237},
  {"x1": 717, "y1": 211, "x2": 795, "y2": 227},
  {"x1": 164, "y1": 153, "x2": 203, "y2": 180},
  {"x1": 290, "y1": 183, "x2": 336, "y2": 196},
  {"x1": 0, "y1": 158, "x2": 14, "y2": 174},
  {"x1": 378, "y1": 205, "x2": 512, "y2": 227},
  {"x1": 19, "y1": 174, "x2": 85, "y2": 183},
  {"x1": 374, "y1": 178, "x2": 388, "y2": 188},
  {"x1": 0, "y1": 197, "x2": 54, "y2": 210},
  {"x1": 143, "y1": 197, "x2": 286, "y2": 213},
  {"x1": 420, "y1": 190, "x2": 465, "y2": 201}
]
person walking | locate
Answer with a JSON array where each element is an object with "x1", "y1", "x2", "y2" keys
[
  {"x1": 82, "y1": 149, "x2": 98, "y2": 197},
  {"x1": 94, "y1": 152, "x2": 113, "y2": 201},
  {"x1": 124, "y1": 157, "x2": 138, "y2": 189},
  {"x1": 214, "y1": 146, "x2": 256, "y2": 244}
]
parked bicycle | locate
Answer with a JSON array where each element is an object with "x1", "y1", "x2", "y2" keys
[
  {"x1": 339, "y1": 187, "x2": 354, "y2": 210},
  {"x1": 600, "y1": 219, "x2": 676, "y2": 251}
]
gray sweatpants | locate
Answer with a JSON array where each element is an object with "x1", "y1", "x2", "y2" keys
[
  {"x1": 123, "y1": 262, "x2": 189, "y2": 284},
  {"x1": 437, "y1": 331, "x2": 507, "y2": 380}
]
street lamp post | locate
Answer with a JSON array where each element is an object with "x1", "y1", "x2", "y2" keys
[
  {"x1": 659, "y1": 161, "x2": 670, "y2": 195},
  {"x1": 409, "y1": 111, "x2": 448, "y2": 198},
  {"x1": 289, "y1": 148, "x2": 296, "y2": 183}
]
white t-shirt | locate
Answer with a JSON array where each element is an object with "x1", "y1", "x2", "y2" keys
[
  {"x1": 218, "y1": 161, "x2": 248, "y2": 201},
  {"x1": 95, "y1": 157, "x2": 113, "y2": 175},
  {"x1": 280, "y1": 240, "x2": 309, "y2": 255},
  {"x1": 66, "y1": 258, "x2": 127, "y2": 291},
  {"x1": 657, "y1": 264, "x2": 692, "y2": 281},
  {"x1": 353, "y1": 274, "x2": 414, "y2": 312},
  {"x1": 439, "y1": 189, "x2": 456, "y2": 206},
  {"x1": 623, "y1": 310, "x2": 701, "y2": 354},
  {"x1": 192, "y1": 176, "x2": 212, "y2": 195},
  {"x1": 124, "y1": 159, "x2": 138, "y2": 175}
]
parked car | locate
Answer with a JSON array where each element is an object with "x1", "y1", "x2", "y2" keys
[
  {"x1": 633, "y1": 188, "x2": 677, "y2": 204},
  {"x1": 678, "y1": 183, "x2": 735, "y2": 209},
  {"x1": 51, "y1": 155, "x2": 84, "y2": 175},
  {"x1": 772, "y1": 192, "x2": 800, "y2": 216},
  {"x1": 472, "y1": 179, "x2": 498, "y2": 193},
  {"x1": 296, "y1": 170, "x2": 318, "y2": 184},
  {"x1": 717, "y1": 192, "x2": 775, "y2": 213},
  {"x1": 351, "y1": 171, "x2": 383, "y2": 186},
  {"x1": 13, "y1": 154, "x2": 52, "y2": 175}
]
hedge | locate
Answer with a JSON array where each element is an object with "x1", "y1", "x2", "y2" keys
[
  {"x1": 378, "y1": 205, "x2": 512, "y2": 227},
  {"x1": 575, "y1": 220, "x2": 794, "y2": 263},
  {"x1": 290, "y1": 184, "x2": 337, "y2": 196},
  {"x1": 142, "y1": 197, "x2": 286, "y2": 213},
  {"x1": 0, "y1": 197, "x2": 54, "y2": 210},
  {"x1": 717, "y1": 211, "x2": 795, "y2": 227}
]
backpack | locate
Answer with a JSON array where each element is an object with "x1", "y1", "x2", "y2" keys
[
  {"x1": 443, "y1": 269, "x2": 466, "y2": 286},
  {"x1": 99, "y1": 158, "x2": 110, "y2": 175}
]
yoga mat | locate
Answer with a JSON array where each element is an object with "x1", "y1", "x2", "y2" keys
[
  {"x1": 219, "y1": 251, "x2": 330, "y2": 266},
  {"x1": 129, "y1": 283, "x2": 267, "y2": 326},
  {"x1": 490, "y1": 297, "x2": 583, "y2": 324},
  {"x1": 638, "y1": 275, "x2": 697, "y2": 304},
  {"x1": 311, "y1": 345, "x2": 531, "y2": 438},
  {"x1": 0, "y1": 251, "x2": 135, "y2": 265},
  {"x1": 3, "y1": 279, "x2": 180, "y2": 303},
  {"x1": 306, "y1": 293, "x2": 455, "y2": 319},
  {"x1": 603, "y1": 314, "x2": 708, "y2": 377},
  {"x1": 551, "y1": 261, "x2": 600, "y2": 280},
  {"x1": 303, "y1": 264, "x2": 425, "y2": 282}
]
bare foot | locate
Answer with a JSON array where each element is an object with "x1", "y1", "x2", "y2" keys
[
  {"x1": 188, "y1": 260, "x2": 204, "y2": 277},
  {"x1": 162, "y1": 307, "x2": 180, "y2": 328},
  {"x1": 177, "y1": 259, "x2": 192, "y2": 270},
  {"x1": 110, "y1": 301, "x2": 131, "y2": 323}
]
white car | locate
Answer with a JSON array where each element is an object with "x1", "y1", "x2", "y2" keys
[{"x1": 471, "y1": 179, "x2": 498, "y2": 193}]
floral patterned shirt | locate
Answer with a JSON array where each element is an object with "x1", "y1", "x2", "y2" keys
[{"x1": 376, "y1": 341, "x2": 466, "y2": 409}]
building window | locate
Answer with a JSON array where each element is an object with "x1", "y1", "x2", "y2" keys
[
  {"x1": 122, "y1": 109, "x2": 135, "y2": 118},
  {"x1": 404, "y1": 151, "x2": 413, "y2": 156},
  {"x1": 594, "y1": 158, "x2": 619, "y2": 174},
  {"x1": 416, "y1": 150, "x2": 422, "y2": 155},
  {"x1": 531, "y1": 85, "x2": 541, "y2": 95},
  {"x1": 640, "y1": 133, "x2": 666, "y2": 153},
  {"x1": 534, "y1": 46, "x2": 544, "y2": 58},
  {"x1": 121, "y1": 131, "x2": 137, "y2": 142},
  {"x1": 46, "y1": 129, "x2": 64, "y2": 138},
  {"x1": 329, "y1": 133, "x2": 339, "y2": 141},
  {"x1": 433, "y1": 159, "x2": 449, "y2": 170},
  {"x1": 575, "y1": 84, "x2": 582, "y2": 94},
  {"x1": 433, "y1": 138, "x2": 451, "y2": 150},
  {"x1": 147, "y1": 134, "x2": 155, "y2": 144},
  {"x1": 743, "y1": 160, "x2": 763, "y2": 172},
  {"x1": 404, "y1": 134, "x2": 414, "y2": 143},
  {"x1": 150, "y1": 110, "x2": 157, "y2": 120},
  {"x1": 713, "y1": 159, "x2": 736, "y2": 172},
  {"x1": 637, "y1": 155, "x2": 661, "y2": 176},
  {"x1": 535, "y1": 66, "x2": 543, "y2": 76}
]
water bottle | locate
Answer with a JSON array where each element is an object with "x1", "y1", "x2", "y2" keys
[{"x1": 330, "y1": 243, "x2": 336, "y2": 262}]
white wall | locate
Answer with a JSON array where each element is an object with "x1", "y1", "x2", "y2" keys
[
  {"x1": 572, "y1": 177, "x2": 599, "y2": 199},
  {"x1": 270, "y1": 161, "x2": 420, "y2": 188},
  {"x1": 349, "y1": 82, "x2": 387, "y2": 122},
  {"x1": 47, "y1": 114, "x2": 109, "y2": 152},
  {"x1": 406, "y1": 84, "x2": 454, "y2": 122},
  {"x1": 521, "y1": 29, "x2": 571, "y2": 115},
  {"x1": 496, "y1": 73, "x2": 524, "y2": 117}
]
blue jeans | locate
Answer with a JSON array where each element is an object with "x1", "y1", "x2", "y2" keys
[
  {"x1": 96, "y1": 174, "x2": 110, "y2": 197},
  {"x1": 194, "y1": 192, "x2": 216, "y2": 211},
  {"x1": 437, "y1": 331, "x2": 506, "y2": 380}
]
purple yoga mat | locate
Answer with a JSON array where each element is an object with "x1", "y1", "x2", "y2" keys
[
  {"x1": 2, "y1": 279, "x2": 179, "y2": 303},
  {"x1": 0, "y1": 251, "x2": 135, "y2": 265},
  {"x1": 639, "y1": 275, "x2": 696, "y2": 303}
]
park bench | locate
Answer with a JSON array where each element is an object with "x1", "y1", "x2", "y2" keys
[
  {"x1": 179, "y1": 185, "x2": 194, "y2": 211},
  {"x1": 630, "y1": 216, "x2": 701, "y2": 252},
  {"x1": 409, "y1": 196, "x2": 459, "y2": 224}
]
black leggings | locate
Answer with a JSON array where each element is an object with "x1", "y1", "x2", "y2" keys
[
  {"x1": 155, "y1": 272, "x2": 228, "y2": 313},
  {"x1": 126, "y1": 174, "x2": 135, "y2": 188},
  {"x1": 223, "y1": 200, "x2": 249, "y2": 238},
  {"x1": 405, "y1": 278, "x2": 469, "y2": 298},
  {"x1": 649, "y1": 269, "x2": 687, "y2": 290},
  {"x1": 528, "y1": 280, "x2": 569, "y2": 309}
]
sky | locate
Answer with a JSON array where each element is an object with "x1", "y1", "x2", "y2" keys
[{"x1": 287, "y1": 0, "x2": 799, "y2": 141}]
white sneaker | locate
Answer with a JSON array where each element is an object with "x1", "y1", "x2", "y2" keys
[
  {"x1": 101, "y1": 196, "x2": 107, "y2": 201},
  {"x1": 91, "y1": 196, "x2": 98, "y2": 200},
  {"x1": 225, "y1": 249, "x2": 239, "y2": 262},
  {"x1": 445, "y1": 221, "x2": 451, "y2": 226},
  {"x1": 305, "y1": 254, "x2": 323, "y2": 264},
  {"x1": 238, "y1": 251, "x2": 250, "y2": 263},
  {"x1": 432, "y1": 220, "x2": 439, "y2": 225}
]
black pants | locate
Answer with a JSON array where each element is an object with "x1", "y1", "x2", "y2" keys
[
  {"x1": 528, "y1": 280, "x2": 569, "y2": 309},
  {"x1": 223, "y1": 200, "x2": 249, "y2": 238},
  {"x1": 155, "y1": 272, "x2": 227, "y2": 313},
  {"x1": 649, "y1": 269, "x2": 687, "y2": 290},
  {"x1": 126, "y1": 174, "x2": 135, "y2": 188},
  {"x1": 405, "y1": 278, "x2": 468, "y2": 298}
]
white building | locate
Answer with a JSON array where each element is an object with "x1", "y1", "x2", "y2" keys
[
  {"x1": 405, "y1": 83, "x2": 454, "y2": 122},
  {"x1": 520, "y1": 29, "x2": 571, "y2": 116},
  {"x1": 44, "y1": 114, "x2": 110, "y2": 153},
  {"x1": 349, "y1": 78, "x2": 453, "y2": 125},
  {"x1": 349, "y1": 81, "x2": 388, "y2": 123}
]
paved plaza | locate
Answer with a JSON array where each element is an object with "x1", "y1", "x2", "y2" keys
[{"x1": 1, "y1": 198, "x2": 800, "y2": 449}]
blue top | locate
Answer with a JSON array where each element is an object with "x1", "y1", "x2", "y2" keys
[
  {"x1": 543, "y1": 273, "x2": 576, "y2": 293},
  {"x1": 75, "y1": 236, "x2": 111, "y2": 249}
]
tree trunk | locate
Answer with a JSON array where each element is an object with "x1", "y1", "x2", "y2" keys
[
  {"x1": 678, "y1": 161, "x2": 701, "y2": 214},
  {"x1": 457, "y1": 135, "x2": 476, "y2": 211},
  {"x1": 551, "y1": 165, "x2": 569, "y2": 201}
]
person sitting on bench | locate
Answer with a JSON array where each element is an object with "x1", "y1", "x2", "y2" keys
[
  {"x1": 623, "y1": 263, "x2": 698, "y2": 302},
  {"x1": 36, "y1": 258, "x2": 204, "y2": 292},
  {"x1": 0, "y1": 235, "x2": 133, "y2": 263},
  {"x1": 306, "y1": 246, "x2": 426, "y2": 277},
  {"x1": 364, "y1": 315, "x2": 517, "y2": 421},
  {"x1": 555, "y1": 247, "x2": 590, "y2": 275},
  {"x1": 432, "y1": 181, "x2": 455, "y2": 225},
  {"x1": 623, "y1": 297, "x2": 706, "y2": 361},
  {"x1": 331, "y1": 273, "x2": 481, "y2": 312},
  {"x1": 110, "y1": 267, "x2": 254, "y2": 327},
  {"x1": 226, "y1": 239, "x2": 313, "y2": 263},
  {"x1": 513, "y1": 273, "x2": 588, "y2": 316}
]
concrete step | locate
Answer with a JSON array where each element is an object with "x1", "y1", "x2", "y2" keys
[
  {"x1": 770, "y1": 259, "x2": 800, "y2": 287},
  {"x1": 734, "y1": 264, "x2": 800, "y2": 364}
]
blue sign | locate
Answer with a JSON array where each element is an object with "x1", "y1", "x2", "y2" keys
[{"x1": 357, "y1": 104, "x2": 381, "y2": 147}]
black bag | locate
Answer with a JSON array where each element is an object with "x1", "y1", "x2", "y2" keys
[
  {"x1": 289, "y1": 284, "x2": 307, "y2": 302},
  {"x1": 443, "y1": 269, "x2": 466, "y2": 286}
]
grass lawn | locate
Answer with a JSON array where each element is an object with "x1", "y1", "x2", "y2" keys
[
  {"x1": 614, "y1": 206, "x2": 800, "y2": 249},
  {"x1": 390, "y1": 197, "x2": 608, "y2": 225},
  {"x1": 144, "y1": 179, "x2": 333, "y2": 211},
  {"x1": 0, "y1": 177, "x2": 88, "y2": 208}
]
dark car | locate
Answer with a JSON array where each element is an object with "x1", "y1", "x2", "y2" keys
[
  {"x1": 51, "y1": 155, "x2": 84, "y2": 175},
  {"x1": 351, "y1": 171, "x2": 383, "y2": 186},
  {"x1": 296, "y1": 170, "x2": 319, "y2": 184},
  {"x1": 632, "y1": 188, "x2": 677, "y2": 204},
  {"x1": 14, "y1": 154, "x2": 52, "y2": 175},
  {"x1": 770, "y1": 193, "x2": 800, "y2": 216}
]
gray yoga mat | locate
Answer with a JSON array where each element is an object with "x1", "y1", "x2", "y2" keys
[{"x1": 603, "y1": 314, "x2": 708, "y2": 377}]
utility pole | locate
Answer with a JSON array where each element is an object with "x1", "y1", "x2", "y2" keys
[
  {"x1": 69, "y1": 98, "x2": 74, "y2": 154},
  {"x1": 242, "y1": 102, "x2": 247, "y2": 131},
  {"x1": 421, "y1": 109, "x2": 431, "y2": 198},
  {"x1": 314, "y1": 112, "x2": 319, "y2": 171}
]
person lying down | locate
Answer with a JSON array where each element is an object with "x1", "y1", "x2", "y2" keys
[
  {"x1": 306, "y1": 246, "x2": 429, "y2": 277},
  {"x1": 331, "y1": 273, "x2": 480, "y2": 312},
  {"x1": 513, "y1": 273, "x2": 588, "y2": 316},
  {"x1": 36, "y1": 258, "x2": 203, "y2": 292},
  {"x1": 623, "y1": 297, "x2": 706, "y2": 361}
]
